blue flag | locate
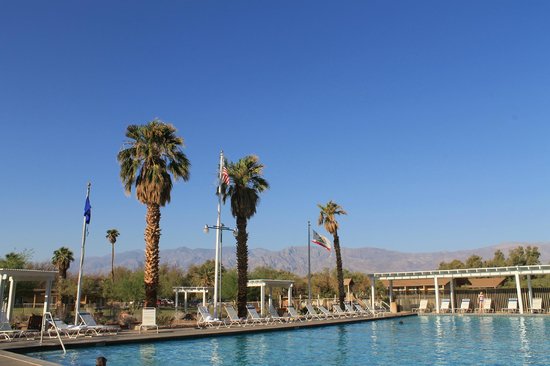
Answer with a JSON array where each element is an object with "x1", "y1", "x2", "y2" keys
[{"x1": 84, "y1": 196, "x2": 91, "y2": 224}]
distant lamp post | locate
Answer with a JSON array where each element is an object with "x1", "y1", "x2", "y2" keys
[{"x1": 204, "y1": 223, "x2": 236, "y2": 318}]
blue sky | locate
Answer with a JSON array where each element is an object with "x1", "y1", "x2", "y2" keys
[{"x1": 2, "y1": 1, "x2": 550, "y2": 262}]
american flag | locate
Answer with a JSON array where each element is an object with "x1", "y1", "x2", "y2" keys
[{"x1": 221, "y1": 166, "x2": 230, "y2": 185}]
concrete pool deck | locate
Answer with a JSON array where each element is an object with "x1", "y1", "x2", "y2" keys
[{"x1": 0, "y1": 312, "x2": 415, "y2": 365}]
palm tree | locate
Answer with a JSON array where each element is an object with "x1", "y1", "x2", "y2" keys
[
  {"x1": 106, "y1": 229, "x2": 120, "y2": 282},
  {"x1": 222, "y1": 155, "x2": 269, "y2": 317},
  {"x1": 117, "y1": 119, "x2": 190, "y2": 306},
  {"x1": 51, "y1": 247, "x2": 74, "y2": 279},
  {"x1": 51, "y1": 247, "x2": 74, "y2": 313},
  {"x1": 318, "y1": 200, "x2": 347, "y2": 309}
]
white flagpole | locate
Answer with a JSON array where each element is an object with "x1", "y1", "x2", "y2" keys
[
  {"x1": 307, "y1": 221, "x2": 311, "y2": 305},
  {"x1": 213, "y1": 151, "x2": 224, "y2": 318},
  {"x1": 75, "y1": 182, "x2": 91, "y2": 324}
]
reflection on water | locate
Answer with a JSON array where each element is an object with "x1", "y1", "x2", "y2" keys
[
  {"x1": 139, "y1": 343, "x2": 156, "y2": 366},
  {"x1": 27, "y1": 316, "x2": 550, "y2": 366}
]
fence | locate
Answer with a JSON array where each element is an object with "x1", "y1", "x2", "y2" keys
[{"x1": 395, "y1": 288, "x2": 550, "y2": 312}]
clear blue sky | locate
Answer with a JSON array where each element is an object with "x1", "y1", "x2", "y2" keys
[{"x1": 2, "y1": 1, "x2": 550, "y2": 262}]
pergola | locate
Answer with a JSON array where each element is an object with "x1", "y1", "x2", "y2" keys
[
  {"x1": 371, "y1": 264, "x2": 550, "y2": 314},
  {"x1": 247, "y1": 279, "x2": 294, "y2": 316},
  {"x1": 0, "y1": 268, "x2": 57, "y2": 322},
  {"x1": 173, "y1": 286, "x2": 212, "y2": 313}
]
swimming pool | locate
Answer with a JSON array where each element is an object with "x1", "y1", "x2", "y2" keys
[{"x1": 26, "y1": 316, "x2": 550, "y2": 365}]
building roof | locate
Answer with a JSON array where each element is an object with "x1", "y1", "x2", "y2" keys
[
  {"x1": 465, "y1": 277, "x2": 506, "y2": 288},
  {"x1": 381, "y1": 278, "x2": 451, "y2": 288},
  {"x1": 344, "y1": 278, "x2": 354, "y2": 286}
]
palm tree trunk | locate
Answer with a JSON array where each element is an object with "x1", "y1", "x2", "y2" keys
[
  {"x1": 333, "y1": 229, "x2": 345, "y2": 308},
  {"x1": 236, "y1": 215, "x2": 249, "y2": 318},
  {"x1": 144, "y1": 203, "x2": 161, "y2": 307},
  {"x1": 111, "y1": 243, "x2": 115, "y2": 282}
]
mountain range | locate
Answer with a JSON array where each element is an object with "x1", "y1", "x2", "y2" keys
[{"x1": 79, "y1": 242, "x2": 550, "y2": 276}]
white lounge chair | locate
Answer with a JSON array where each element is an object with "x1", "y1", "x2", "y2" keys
[
  {"x1": 48, "y1": 319, "x2": 88, "y2": 339},
  {"x1": 197, "y1": 306, "x2": 225, "y2": 329},
  {"x1": 332, "y1": 304, "x2": 350, "y2": 318},
  {"x1": 286, "y1": 306, "x2": 305, "y2": 322},
  {"x1": 528, "y1": 298, "x2": 545, "y2": 314},
  {"x1": 317, "y1": 305, "x2": 336, "y2": 319},
  {"x1": 413, "y1": 299, "x2": 430, "y2": 313},
  {"x1": 440, "y1": 299, "x2": 451, "y2": 313},
  {"x1": 475, "y1": 298, "x2": 494, "y2": 313},
  {"x1": 268, "y1": 304, "x2": 286, "y2": 323},
  {"x1": 305, "y1": 303, "x2": 323, "y2": 320},
  {"x1": 224, "y1": 304, "x2": 247, "y2": 327},
  {"x1": 246, "y1": 305, "x2": 268, "y2": 325},
  {"x1": 139, "y1": 307, "x2": 159, "y2": 333},
  {"x1": 353, "y1": 304, "x2": 372, "y2": 317},
  {"x1": 457, "y1": 298, "x2": 471, "y2": 313},
  {"x1": 78, "y1": 312, "x2": 119, "y2": 335},
  {"x1": 344, "y1": 303, "x2": 359, "y2": 317},
  {"x1": 0, "y1": 322, "x2": 22, "y2": 342},
  {"x1": 362, "y1": 303, "x2": 384, "y2": 317},
  {"x1": 501, "y1": 298, "x2": 518, "y2": 313}
]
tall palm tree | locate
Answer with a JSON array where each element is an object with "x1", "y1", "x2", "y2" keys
[
  {"x1": 318, "y1": 200, "x2": 347, "y2": 309},
  {"x1": 106, "y1": 229, "x2": 120, "y2": 282},
  {"x1": 117, "y1": 119, "x2": 190, "y2": 306},
  {"x1": 222, "y1": 155, "x2": 269, "y2": 317},
  {"x1": 51, "y1": 247, "x2": 74, "y2": 279},
  {"x1": 51, "y1": 247, "x2": 74, "y2": 313}
]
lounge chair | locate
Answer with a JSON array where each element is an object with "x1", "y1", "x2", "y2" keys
[
  {"x1": 332, "y1": 304, "x2": 350, "y2": 318},
  {"x1": 457, "y1": 298, "x2": 471, "y2": 313},
  {"x1": 48, "y1": 319, "x2": 88, "y2": 339},
  {"x1": 413, "y1": 299, "x2": 430, "y2": 313},
  {"x1": 139, "y1": 307, "x2": 159, "y2": 333},
  {"x1": 344, "y1": 303, "x2": 359, "y2": 317},
  {"x1": 528, "y1": 298, "x2": 545, "y2": 314},
  {"x1": 501, "y1": 298, "x2": 519, "y2": 313},
  {"x1": 0, "y1": 322, "x2": 22, "y2": 342},
  {"x1": 353, "y1": 303, "x2": 373, "y2": 317},
  {"x1": 268, "y1": 304, "x2": 286, "y2": 323},
  {"x1": 475, "y1": 298, "x2": 494, "y2": 313},
  {"x1": 286, "y1": 306, "x2": 305, "y2": 322},
  {"x1": 246, "y1": 304, "x2": 268, "y2": 325},
  {"x1": 440, "y1": 299, "x2": 451, "y2": 313},
  {"x1": 317, "y1": 305, "x2": 336, "y2": 319},
  {"x1": 362, "y1": 303, "x2": 385, "y2": 317},
  {"x1": 78, "y1": 312, "x2": 119, "y2": 335},
  {"x1": 224, "y1": 304, "x2": 247, "y2": 327},
  {"x1": 197, "y1": 305, "x2": 225, "y2": 329},
  {"x1": 305, "y1": 303, "x2": 324, "y2": 320}
]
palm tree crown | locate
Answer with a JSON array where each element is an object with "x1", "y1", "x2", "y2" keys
[
  {"x1": 317, "y1": 201, "x2": 347, "y2": 234},
  {"x1": 222, "y1": 155, "x2": 269, "y2": 219},
  {"x1": 222, "y1": 155, "x2": 269, "y2": 317},
  {"x1": 118, "y1": 119, "x2": 190, "y2": 206},
  {"x1": 51, "y1": 247, "x2": 74, "y2": 279},
  {"x1": 117, "y1": 119, "x2": 190, "y2": 306}
]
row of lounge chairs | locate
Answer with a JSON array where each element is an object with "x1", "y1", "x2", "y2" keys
[
  {"x1": 414, "y1": 297, "x2": 547, "y2": 314},
  {"x1": 1, "y1": 311, "x2": 123, "y2": 342},
  {"x1": 197, "y1": 302, "x2": 388, "y2": 329}
]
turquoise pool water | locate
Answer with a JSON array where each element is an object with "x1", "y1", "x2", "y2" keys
[{"x1": 26, "y1": 316, "x2": 550, "y2": 365}]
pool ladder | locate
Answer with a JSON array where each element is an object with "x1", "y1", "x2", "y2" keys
[{"x1": 40, "y1": 311, "x2": 66, "y2": 354}]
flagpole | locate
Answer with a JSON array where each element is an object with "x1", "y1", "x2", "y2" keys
[
  {"x1": 212, "y1": 151, "x2": 224, "y2": 318},
  {"x1": 307, "y1": 220, "x2": 311, "y2": 305},
  {"x1": 75, "y1": 182, "x2": 91, "y2": 324}
]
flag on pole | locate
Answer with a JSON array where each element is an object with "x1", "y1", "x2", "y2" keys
[
  {"x1": 311, "y1": 230, "x2": 331, "y2": 252},
  {"x1": 84, "y1": 196, "x2": 91, "y2": 224},
  {"x1": 221, "y1": 166, "x2": 230, "y2": 185}
]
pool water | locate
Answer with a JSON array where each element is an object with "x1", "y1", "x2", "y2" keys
[{"x1": 26, "y1": 316, "x2": 550, "y2": 365}]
